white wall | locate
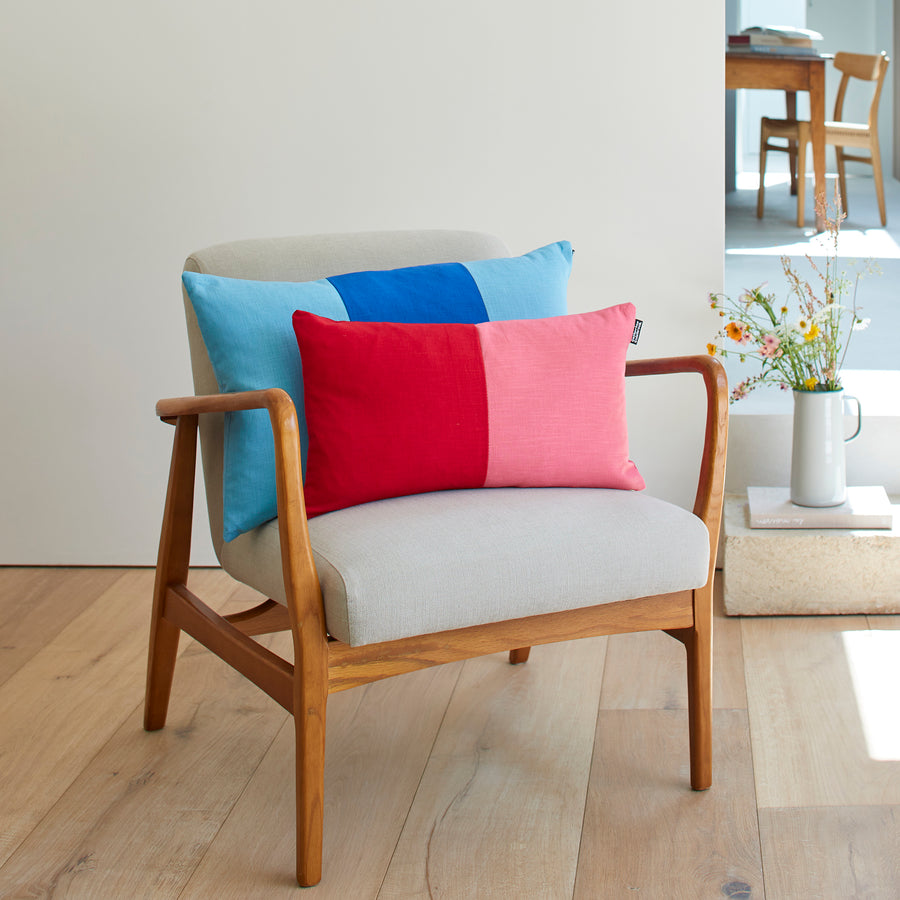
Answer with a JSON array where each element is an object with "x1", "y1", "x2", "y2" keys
[{"x1": 0, "y1": 1, "x2": 725, "y2": 565}]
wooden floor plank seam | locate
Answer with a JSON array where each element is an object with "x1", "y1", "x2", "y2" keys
[
  {"x1": 569, "y1": 641, "x2": 610, "y2": 900},
  {"x1": 375, "y1": 660, "x2": 465, "y2": 900},
  {"x1": 2, "y1": 569, "x2": 899, "y2": 897}
]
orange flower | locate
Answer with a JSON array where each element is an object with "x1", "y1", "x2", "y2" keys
[
  {"x1": 707, "y1": 343, "x2": 717, "y2": 356},
  {"x1": 725, "y1": 321, "x2": 750, "y2": 344}
]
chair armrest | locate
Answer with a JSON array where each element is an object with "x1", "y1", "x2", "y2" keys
[
  {"x1": 156, "y1": 388, "x2": 296, "y2": 423},
  {"x1": 156, "y1": 387, "x2": 307, "y2": 525},
  {"x1": 156, "y1": 389, "x2": 322, "y2": 624},
  {"x1": 625, "y1": 355, "x2": 729, "y2": 558},
  {"x1": 156, "y1": 387, "x2": 307, "y2": 529},
  {"x1": 625, "y1": 354, "x2": 725, "y2": 383}
]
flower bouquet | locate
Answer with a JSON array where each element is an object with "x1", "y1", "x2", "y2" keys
[{"x1": 708, "y1": 192, "x2": 873, "y2": 403}]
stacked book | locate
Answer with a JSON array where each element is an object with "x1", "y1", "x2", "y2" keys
[
  {"x1": 746, "y1": 486, "x2": 894, "y2": 530},
  {"x1": 727, "y1": 26, "x2": 823, "y2": 56}
]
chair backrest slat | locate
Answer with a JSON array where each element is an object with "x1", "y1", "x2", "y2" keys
[{"x1": 831, "y1": 51, "x2": 889, "y2": 126}]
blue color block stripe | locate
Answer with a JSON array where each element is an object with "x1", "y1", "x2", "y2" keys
[
  {"x1": 183, "y1": 271, "x2": 350, "y2": 541},
  {"x1": 463, "y1": 241, "x2": 572, "y2": 321},
  {"x1": 327, "y1": 262, "x2": 489, "y2": 323}
]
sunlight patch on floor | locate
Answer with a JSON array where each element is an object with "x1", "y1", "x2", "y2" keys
[
  {"x1": 727, "y1": 228, "x2": 900, "y2": 259},
  {"x1": 842, "y1": 630, "x2": 900, "y2": 762},
  {"x1": 729, "y1": 168, "x2": 900, "y2": 258},
  {"x1": 736, "y1": 171, "x2": 792, "y2": 191}
]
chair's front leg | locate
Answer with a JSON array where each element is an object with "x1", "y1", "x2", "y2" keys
[
  {"x1": 683, "y1": 584, "x2": 713, "y2": 791},
  {"x1": 145, "y1": 415, "x2": 198, "y2": 731},
  {"x1": 629, "y1": 356, "x2": 723, "y2": 792},
  {"x1": 294, "y1": 629, "x2": 330, "y2": 887},
  {"x1": 145, "y1": 605, "x2": 183, "y2": 732}
]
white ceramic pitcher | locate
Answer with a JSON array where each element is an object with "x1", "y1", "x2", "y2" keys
[{"x1": 790, "y1": 389, "x2": 862, "y2": 507}]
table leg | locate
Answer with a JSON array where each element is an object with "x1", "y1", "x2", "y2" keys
[{"x1": 808, "y1": 61, "x2": 827, "y2": 231}]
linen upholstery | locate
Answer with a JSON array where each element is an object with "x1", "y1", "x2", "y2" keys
[
  {"x1": 292, "y1": 305, "x2": 644, "y2": 517},
  {"x1": 154, "y1": 227, "x2": 727, "y2": 888},
  {"x1": 183, "y1": 230, "x2": 511, "y2": 559},
  {"x1": 184, "y1": 229, "x2": 711, "y2": 650},
  {"x1": 221, "y1": 488, "x2": 710, "y2": 646},
  {"x1": 184, "y1": 240, "x2": 571, "y2": 541}
]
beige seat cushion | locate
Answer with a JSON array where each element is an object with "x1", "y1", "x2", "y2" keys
[{"x1": 221, "y1": 487, "x2": 709, "y2": 646}]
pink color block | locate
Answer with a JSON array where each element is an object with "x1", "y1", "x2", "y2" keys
[{"x1": 477, "y1": 306, "x2": 645, "y2": 490}]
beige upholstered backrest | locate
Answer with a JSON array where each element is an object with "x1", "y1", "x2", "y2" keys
[{"x1": 182, "y1": 230, "x2": 510, "y2": 559}]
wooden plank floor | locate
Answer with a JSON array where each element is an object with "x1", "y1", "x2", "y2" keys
[{"x1": 1, "y1": 568, "x2": 898, "y2": 898}]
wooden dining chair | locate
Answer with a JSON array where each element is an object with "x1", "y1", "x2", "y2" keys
[
  {"x1": 757, "y1": 51, "x2": 890, "y2": 226},
  {"x1": 145, "y1": 229, "x2": 728, "y2": 886}
]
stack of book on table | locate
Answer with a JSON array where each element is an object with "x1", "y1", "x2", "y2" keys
[{"x1": 727, "y1": 26, "x2": 823, "y2": 56}]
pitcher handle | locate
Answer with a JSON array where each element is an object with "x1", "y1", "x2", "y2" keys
[{"x1": 844, "y1": 394, "x2": 862, "y2": 443}]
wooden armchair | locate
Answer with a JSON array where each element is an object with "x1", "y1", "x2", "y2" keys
[{"x1": 145, "y1": 230, "x2": 728, "y2": 886}]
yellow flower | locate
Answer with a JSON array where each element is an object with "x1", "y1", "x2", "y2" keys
[
  {"x1": 803, "y1": 377, "x2": 818, "y2": 390},
  {"x1": 804, "y1": 323, "x2": 820, "y2": 341},
  {"x1": 707, "y1": 343, "x2": 717, "y2": 356}
]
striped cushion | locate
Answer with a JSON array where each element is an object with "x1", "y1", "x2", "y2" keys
[
  {"x1": 292, "y1": 305, "x2": 644, "y2": 518},
  {"x1": 183, "y1": 241, "x2": 572, "y2": 541}
]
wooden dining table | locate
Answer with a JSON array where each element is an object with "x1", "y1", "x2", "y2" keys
[{"x1": 726, "y1": 51, "x2": 829, "y2": 230}]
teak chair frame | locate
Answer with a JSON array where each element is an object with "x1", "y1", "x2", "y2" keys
[
  {"x1": 146, "y1": 354, "x2": 728, "y2": 887},
  {"x1": 758, "y1": 51, "x2": 890, "y2": 227}
]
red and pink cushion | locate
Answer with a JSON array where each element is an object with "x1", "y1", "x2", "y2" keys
[{"x1": 291, "y1": 304, "x2": 645, "y2": 517}]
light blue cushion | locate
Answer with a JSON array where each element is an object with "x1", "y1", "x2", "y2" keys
[{"x1": 183, "y1": 241, "x2": 573, "y2": 542}]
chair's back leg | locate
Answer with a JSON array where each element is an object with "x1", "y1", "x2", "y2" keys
[
  {"x1": 835, "y1": 147, "x2": 850, "y2": 220},
  {"x1": 509, "y1": 647, "x2": 531, "y2": 664},
  {"x1": 145, "y1": 415, "x2": 198, "y2": 731},
  {"x1": 796, "y1": 132, "x2": 809, "y2": 228},
  {"x1": 870, "y1": 138, "x2": 887, "y2": 225}
]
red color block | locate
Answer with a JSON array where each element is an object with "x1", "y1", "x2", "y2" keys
[{"x1": 292, "y1": 311, "x2": 489, "y2": 517}]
